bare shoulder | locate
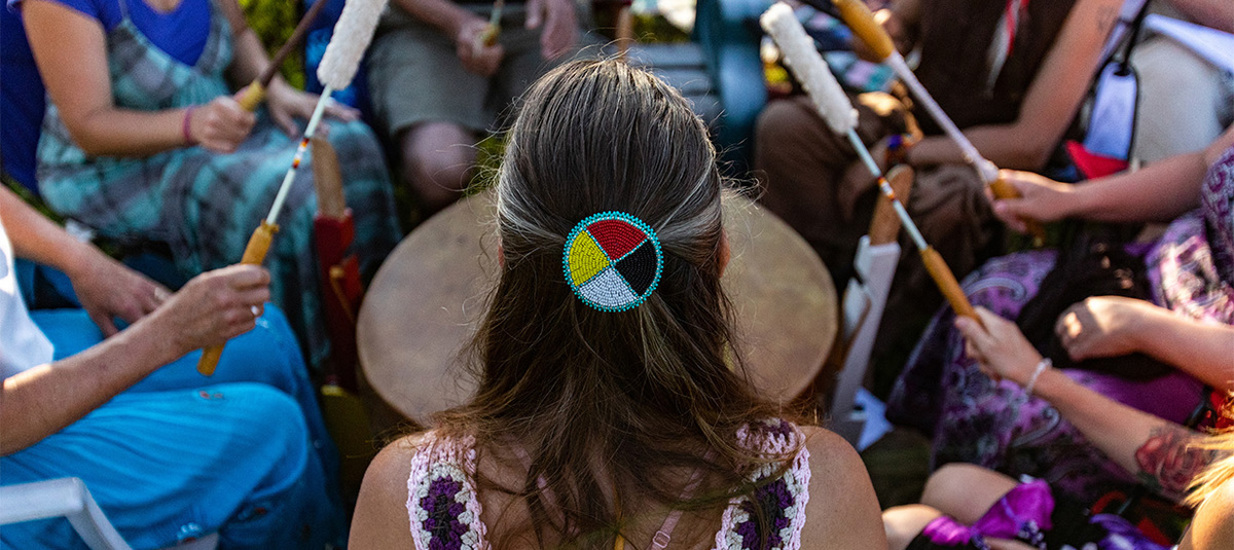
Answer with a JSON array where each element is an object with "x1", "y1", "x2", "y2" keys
[
  {"x1": 1180, "y1": 476, "x2": 1234, "y2": 550},
  {"x1": 349, "y1": 432, "x2": 433, "y2": 549},
  {"x1": 797, "y1": 425, "x2": 888, "y2": 550}
]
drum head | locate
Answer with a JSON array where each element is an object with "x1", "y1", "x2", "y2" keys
[{"x1": 357, "y1": 192, "x2": 837, "y2": 424}]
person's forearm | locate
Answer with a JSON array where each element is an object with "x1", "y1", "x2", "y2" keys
[
  {"x1": 1131, "y1": 311, "x2": 1234, "y2": 392},
  {"x1": 218, "y1": 0, "x2": 267, "y2": 87},
  {"x1": 907, "y1": 126, "x2": 1056, "y2": 170},
  {"x1": 0, "y1": 187, "x2": 99, "y2": 280},
  {"x1": 227, "y1": 23, "x2": 273, "y2": 88},
  {"x1": 63, "y1": 107, "x2": 191, "y2": 157},
  {"x1": 0, "y1": 320, "x2": 181, "y2": 455},
  {"x1": 1033, "y1": 368, "x2": 1218, "y2": 501},
  {"x1": 1067, "y1": 146, "x2": 1209, "y2": 222},
  {"x1": 907, "y1": 0, "x2": 1120, "y2": 171},
  {"x1": 390, "y1": 0, "x2": 474, "y2": 38},
  {"x1": 1165, "y1": 0, "x2": 1234, "y2": 33}
]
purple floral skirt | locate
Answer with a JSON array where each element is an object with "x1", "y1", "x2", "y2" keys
[{"x1": 886, "y1": 250, "x2": 1205, "y2": 502}]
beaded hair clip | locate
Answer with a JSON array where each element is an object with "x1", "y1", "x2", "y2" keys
[{"x1": 562, "y1": 211, "x2": 664, "y2": 312}]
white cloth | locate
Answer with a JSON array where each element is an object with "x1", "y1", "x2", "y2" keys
[
  {"x1": 0, "y1": 212, "x2": 55, "y2": 379},
  {"x1": 1144, "y1": 15, "x2": 1234, "y2": 75},
  {"x1": 1130, "y1": 36, "x2": 1234, "y2": 163}
]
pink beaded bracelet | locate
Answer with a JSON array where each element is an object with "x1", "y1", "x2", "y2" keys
[{"x1": 182, "y1": 105, "x2": 197, "y2": 146}]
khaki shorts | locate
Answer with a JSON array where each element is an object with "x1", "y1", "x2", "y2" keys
[{"x1": 367, "y1": 5, "x2": 574, "y2": 138}]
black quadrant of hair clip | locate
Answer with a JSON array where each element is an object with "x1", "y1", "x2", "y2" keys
[{"x1": 615, "y1": 240, "x2": 658, "y2": 296}]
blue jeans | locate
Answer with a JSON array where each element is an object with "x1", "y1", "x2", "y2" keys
[{"x1": 2, "y1": 305, "x2": 345, "y2": 549}]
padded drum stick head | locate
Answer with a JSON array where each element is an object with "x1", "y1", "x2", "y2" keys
[
  {"x1": 317, "y1": 0, "x2": 388, "y2": 90},
  {"x1": 761, "y1": 2, "x2": 858, "y2": 134}
]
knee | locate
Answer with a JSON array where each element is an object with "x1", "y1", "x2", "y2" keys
[
  {"x1": 400, "y1": 123, "x2": 475, "y2": 190},
  {"x1": 883, "y1": 505, "x2": 943, "y2": 550},
  {"x1": 921, "y1": 463, "x2": 988, "y2": 510},
  {"x1": 228, "y1": 384, "x2": 311, "y2": 474}
]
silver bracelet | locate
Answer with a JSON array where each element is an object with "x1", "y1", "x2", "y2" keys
[{"x1": 1024, "y1": 358, "x2": 1052, "y2": 396}]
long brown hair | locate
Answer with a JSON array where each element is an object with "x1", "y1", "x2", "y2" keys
[{"x1": 434, "y1": 59, "x2": 792, "y2": 547}]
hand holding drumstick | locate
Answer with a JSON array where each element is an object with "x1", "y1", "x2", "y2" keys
[
  {"x1": 761, "y1": 2, "x2": 980, "y2": 323},
  {"x1": 987, "y1": 169, "x2": 1078, "y2": 234}
]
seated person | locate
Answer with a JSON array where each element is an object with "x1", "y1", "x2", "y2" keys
[
  {"x1": 349, "y1": 60, "x2": 886, "y2": 549},
  {"x1": 17, "y1": 0, "x2": 402, "y2": 371},
  {"x1": 0, "y1": 185, "x2": 345, "y2": 548},
  {"x1": 887, "y1": 124, "x2": 1234, "y2": 502},
  {"x1": 1128, "y1": 0, "x2": 1234, "y2": 164},
  {"x1": 882, "y1": 309, "x2": 1233, "y2": 550},
  {"x1": 756, "y1": 0, "x2": 1125, "y2": 372},
  {"x1": 367, "y1": 0, "x2": 581, "y2": 216}
]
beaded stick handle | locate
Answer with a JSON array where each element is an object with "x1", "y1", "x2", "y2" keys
[{"x1": 197, "y1": 0, "x2": 387, "y2": 376}]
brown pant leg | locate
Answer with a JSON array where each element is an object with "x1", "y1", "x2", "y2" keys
[{"x1": 753, "y1": 93, "x2": 905, "y2": 286}]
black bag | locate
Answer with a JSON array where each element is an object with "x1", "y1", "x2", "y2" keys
[{"x1": 1015, "y1": 226, "x2": 1174, "y2": 380}]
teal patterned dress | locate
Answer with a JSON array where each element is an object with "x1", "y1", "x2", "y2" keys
[{"x1": 36, "y1": 0, "x2": 400, "y2": 369}]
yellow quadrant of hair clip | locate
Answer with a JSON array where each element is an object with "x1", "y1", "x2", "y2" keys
[{"x1": 568, "y1": 230, "x2": 611, "y2": 286}]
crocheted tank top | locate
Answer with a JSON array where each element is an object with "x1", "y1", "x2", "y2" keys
[{"x1": 405, "y1": 419, "x2": 812, "y2": 550}]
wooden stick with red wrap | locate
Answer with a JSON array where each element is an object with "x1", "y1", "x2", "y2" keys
[
  {"x1": 831, "y1": 0, "x2": 1045, "y2": 244},
  {"x1": 761, "y1": 2, "x2": 978, "y2": 323},
  {"x1": 198, "y1": 0, "x2": 388, "y2": 375}
]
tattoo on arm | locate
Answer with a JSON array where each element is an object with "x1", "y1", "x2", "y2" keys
[{"x1": 1134, "y1": 424, "x2": 1216, "y2": 500}]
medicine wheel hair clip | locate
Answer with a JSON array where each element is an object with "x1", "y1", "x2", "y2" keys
[{"x1": 563, "y1": 211, "x2": 664, "y2": 312}]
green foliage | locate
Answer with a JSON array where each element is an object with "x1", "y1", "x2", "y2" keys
[{"x1": 239, "y1": 0, "x2": 307, "y2": 89}]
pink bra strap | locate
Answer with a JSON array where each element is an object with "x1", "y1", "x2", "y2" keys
[{"x1": 647, "y1": 450, "x2": 712, "y2": 550}]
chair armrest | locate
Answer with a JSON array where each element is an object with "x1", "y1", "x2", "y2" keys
[{"x1": 0, "y1": 477, "x2": 134, "y2": 550}]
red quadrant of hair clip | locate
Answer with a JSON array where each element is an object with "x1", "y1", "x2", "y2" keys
[{"x1": 562, "y1": 211, "x2": 664, "y2": 312}]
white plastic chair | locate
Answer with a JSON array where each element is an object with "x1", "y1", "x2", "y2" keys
[
  {"x1": 827, "y1": 166, "x2": 913, "y2": 448},
  {"x1": 0, "y1": 477, "x2": 219, "y2": 550}
]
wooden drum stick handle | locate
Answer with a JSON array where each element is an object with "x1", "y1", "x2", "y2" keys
[
  {"x1": 197, "y1": 221, "x2": 279, "y2": 376},
  {"x1": 919, "y1": 246, "x2": 980, "y2": 324},
  {"x1": 235, "y1": 0, "x2": 330, "y2": 111},
  {"x1": 833, "y1": 0, "x2": 895, "y2": 60},
  {"x1": 989, "y1": 177, "x2": 1045, "y2": 245},
  {"x1": 236, "y1": 81, "x2": 267, "y2": 112}
]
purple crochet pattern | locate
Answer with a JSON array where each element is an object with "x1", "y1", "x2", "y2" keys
[
  {"x1": 405, "y1": 424, "x2": 812, "y2": 550},
  {"x1": 407, "y1": 433, "x2": 487, "y2": 550},
  {"x1": 419, "y1": 477, "x2": 468, "y2": 550},
  {"x1": 733, "y1": 477, "x2": 794, "y2": 549},
  {"x1": 713, "y1": 420, "x2": 811, "y2": 550}
]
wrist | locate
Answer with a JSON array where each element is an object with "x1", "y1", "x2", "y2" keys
[
  {"x1": 450, "y1": 11, "x2": 482, "y2": 43},
  {"x1": 266, "y1": 78, "x2": 292, "y2": 103},
  {"x1": 1067, "y1": 182, "x2": 1098, "y2": 219},
  {"x1": 1122, "y1": 304, "x2": 1164, "y2": 352},
  {"x1": 122, "y1": 314, "x2": 186, "y2": 368},
  {"x1": 59, "y1": 239, "x2": 100, "y2": 282},
  {"x1": 1026, "y1": 362, "x2": 1066, "y2": 401},
  {"x1": 1022, "y1": 357, "x2": 1052, "y2": 396},
  {"x1": 182, "y1": 106, "x2": 198, "y2": 146}
]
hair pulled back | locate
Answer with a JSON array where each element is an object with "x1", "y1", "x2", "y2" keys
[{"x1": 436, "y1": 59, "x2": 788, "y2": 547}]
